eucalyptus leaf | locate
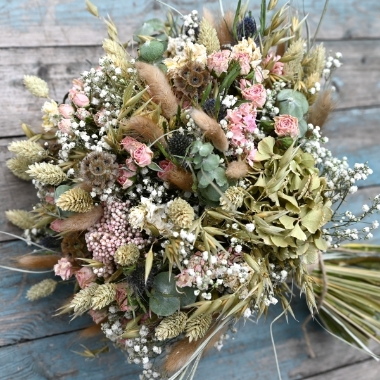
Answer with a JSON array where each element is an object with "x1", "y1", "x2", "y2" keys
[
  {"x1": 202, "y1": 154, "x2": 220, "y2": 171},
  {"x1": 199, "y1": 143, "x2": 214, "y2": 157},
  {"x1": 179, "y1": 287, "x2": 197, "y2": 308},
  {"x1": 149, "y1": 291, "x2": 180, "y2": 316}
]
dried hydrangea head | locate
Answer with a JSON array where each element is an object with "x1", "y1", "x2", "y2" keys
[
  {"x1": 167, "y1": 198, "x2": 195, "y2": 229},
  {"x1": 56, "y1": 187, "x2": 94, "y2": 213},
  {"x1": 220, "y1": 186, "x2": 245, "y2": 211},
  {"x1": 26, "y1": 279, "x2": 57, "y2": 301},
  {"x1": 114, "y1": 243, "x2": 140, "y2": 266},
  {"x1": 23, "y1": 75, "x2": 49, "y2": 98},
  {"x1": 91, "y1": 283, "x2": 117, "y2": 310},
  {"x1": 185, "y1": 314, "x2": 212, "y2": 342},
  {"x1": 27, "y1": 162, "x2": 66, "y2": 186},
  {"x1": 6, "y1": 156, "x2": 33, "y2": 181},
  {"x1": 5, "y1": 209, "x2": 35, "y2": 230},
  {"x1": 155, "y1": 312, "x2": 188, "y2": 341},
  {"x1": 8, "y1": 140, "x2": 48, "y2": 162},
  {"x1": 80, "y1": 151, "x2": 119, "y2": 191},
  {"x1": 70, "y1": 283, "x2": 99, "y2": 316}
]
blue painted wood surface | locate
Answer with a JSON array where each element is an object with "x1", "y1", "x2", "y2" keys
[{"x1": 1, "y1": 0, "x2": 380, "y2": 379}]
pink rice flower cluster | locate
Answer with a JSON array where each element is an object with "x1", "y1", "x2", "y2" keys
[
  {"x1": 226, "y1": 103, "x2": 258, "y2": 165},
  {"x1": 54, "y1": 257, "x2": 74, "y2": 280},
  {"x1": 85, "y1": 200, "x2": 152, "y2": 277}
]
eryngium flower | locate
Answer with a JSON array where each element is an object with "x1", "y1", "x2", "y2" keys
[
  {"x1": 167, "y1": 132, "x2": 193, "y2": 158},
  {"x1": 114, "y1": 243, "x2": 140, "y2": 266},
  {"x1": 155, "y1": 312, "x2": 188, "y2": 341},
  {"x1": 27, "y1": 162, "x2": 66, "y2": 185},
  {"x1": 237, "y1": 16, "x2": 257, "y2": 41},
  {"x1": 185, "y1": 314, "x2": 212, "y2": 342},
  {"x1": 6, "y1": 156, "x2": 32, "y2": 181},
  {"x1": 220, "y1": 186, "x2": 245, "y2": 211},
  {"x1": 80, "y1": 151, "x2": 119, "y2": 191},
  {"x1": 167, "y1": 198, "x2": 195, "y2": 229},
  {"x1": 23, "y1": 75, "x2": 49, "y2": 98},
  {"x1": 91, "y1": 283, "x2": 117, "y2": 310},
  {"x1": 5, "y1": 209, "x2": 35, "y2": 230},
  {"x1": 70, "y1": 283, "x2": 99, "y2": 316},
  {"x1": 56, "y1": 187, "x2": 94, "y2": 213},
  {"x1": 26, "y1": 279, "x2": 57, "y2": 301},
  {"x1": 8, "y1": 140, "x2": 48, "y2": 162}
]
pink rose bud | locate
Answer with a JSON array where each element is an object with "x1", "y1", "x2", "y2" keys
[
  {"x1": 76, "y1": 107, "x2": 91, "y2": 120},
  {"x1": 120, "y1": 136, "x2": 142, "y2": 154},
  {"x1": 133, "y1": 144, "x2": 153, "y2": 167},
  {"x1": 157, "y1": 159, "x2": 176, "y2": 181},
  {"x1": 50, "y1": 219, "x2": 63, "y2": 232},
  {"x1": 72, "y1": 78, "x2": 84, "y2": 90},
  {"x1": 72, "y1": 93, "x2": 90, "y2": 107},
  {"x1": 240, "y1": 80, "x2": 267, "y2": 108},
  {"x1": 54, "y1": 257, "x2": 74, "y2": 280},
  {"x1": 75, "y1": 267, "x2": 97, "y2": 289},
  {"x1": 58, "y1": 119, "x2": 72, "y2": 134},
  {"x1": 89, "y1": 309, "x2": 108, "y2": 324},
  {"x1": 58, "y1": 104, "x2": 74, "y2": 118},
  {"x1": 274, "y1": 114, "x2": 299, "y2": 138}
]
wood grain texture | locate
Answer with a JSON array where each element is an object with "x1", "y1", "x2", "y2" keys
[
  {"x1": 1, "y1": 41, "x2": 379, "y2": 138},
  {"x1": 0, "y1": 0, "x2": 379, "y2": 48}
]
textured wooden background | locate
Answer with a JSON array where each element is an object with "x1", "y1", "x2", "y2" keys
[{"x1": 1, "y1": 0, "x2": 380, "y2": 379}]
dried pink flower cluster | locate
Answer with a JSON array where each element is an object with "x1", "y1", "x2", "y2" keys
[{"x1": 85, "y1": 200, "x2": 152, "y2": 277}]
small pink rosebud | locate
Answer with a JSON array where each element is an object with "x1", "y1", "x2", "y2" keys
[
  {"x1": 157, "y1": 159, "x2": 176, "y2": 181},
  {"x1": 76, "y1": 107, "x2": 91, "y2": 120},
  {"x1": 58, "y1": 104, "x2": 74, "y2": 118},
  {"x1": 72, "y1": 78, "x2": 84, "y2": 90},
  {"x1": 75, "y1": 267, "x2": 97, "y2": 289},
  {"x1": 274, "y1": 114, "x2": 299, "y2": 138},
  {"x1": 89, "y1": 309, "x2": 108, "y2": 324},
  {"x1": 120, "y1": 136, "x2": 142, "y2": 154},
  {"x1": 54, "y1": 257, "x2": 74, "y2": 280},
  {"x1": 132, "y1": 144, "x2": 153, "y2": 167},
  {"x1": 58, "y1": 119, "x2": 72, "y2": 134},
  {"x1": 72, "y1": 93, "x2": 90, "y2": 107}
]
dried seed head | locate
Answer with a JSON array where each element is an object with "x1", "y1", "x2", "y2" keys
[
  {"x1": 26, "y1": 279, "x2": 57, "y2": 301},
  {"x1": 80, "y1": 151, "x2": 119, "y2": 191},
  {"x1": 185, "y1": 314, "x2": 212, "y2": 342},
  {"x1": 70, "y1": 283, "x2": 99, "y2": 316},
  {"x1": 91, "y1": 283, "x2": 117, "y2": 310},
  {"x1": 8, "y1": 140, "x2": 48, "y2": 162},
  {"x1": 27, "y1": 162, "x2": 66, "y2": 185},
  {"x1": 17, "y1": 255, "x2": 60, "y2": 269},
  {"x1": 24, "y1": 75, "x2": 49, "y2": 98},
  {"x1": 166, "y1": 166, "x2": 194, "y2": 192},
  {"x1": 197, "y1": 18, "x2": 220, "y2": 54},
  {"x1": 220, "y1": 186, "x2": 245, "y2": 211},
  {"x1": 225, "y1": 160, "x2": 250, "y2": 180},
  {"x1": 6, "y1": 156, "x2": 33, "y2": 181},
  {"x1": 114, "y1": 243, "x2": 140, "y2": 266},
  {"x1": 5, "y1": 209, "x2": 35, "y2": 230},
  {"x1": 167, "y1": 132, "x2": 193, "y2": 157},
  {"x1": 61, "y1": 232, "x2": 87, "y2": 258},
  {"x1": 56, "y1": 187, "x2": 94, "y2": 213},
  {"x1": 167, "y1": 198, "x2": 195, "y2": 229},
  {"x1": 155, "y1": 312, "x2": 188, "y2": 341}
]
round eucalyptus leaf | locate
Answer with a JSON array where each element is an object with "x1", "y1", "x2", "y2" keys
[
  {"x1": 139, "y1": 40, "x2": 165, "y2": 63},
  {"x1": 149, "y1": 290, "x2": 180, "y2": 316}
]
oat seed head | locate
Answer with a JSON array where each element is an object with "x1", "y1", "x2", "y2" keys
[
  {"x1": 8, "y1": 140, "x2": 48, "y2": 162},
  {"x1": 6, "y1": 156, "x2": 33, "y2": 181},
  {"x1": 70, "y1": 283, "x2": 99, "y2": 315},
  {"x1": 5, "y1": 209, "x2": 35, "y2": 230}
]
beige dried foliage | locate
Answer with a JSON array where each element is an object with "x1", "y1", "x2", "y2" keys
[
  {"x1": 307, "y1": 89, "x2": 335, "y2": 129},
  {"x1": 121, "y1": 115, "x2": 167, "y2": 148},
  {"x1": 24, "y1": 75, "x2": 49, "y2": 98},
  {"x1": 8, "y1": 140, "x2": 48, "y2": 162},
  {"x1": 225, "y1": 160, "x2": 250, "y2": 179},
  {"x1": 6, "y1": 156, "x2": 33, "y2": 181},
  {"x1": 26, "y1": 279, "x2": 57, "y2": 301},
  {"x1": 155, "y1": 312, "x2": 188, "y2": 341},
  {"x1": 91, "y1": 283, "x2": 117, "y2": 310},
  {"x1": 56, "y1": 187, "x2": 94, "y2": 213},
  {"x1": 6, "y1": 209, "x2": 35, "y2": 230},
  {"x1": 190, "y1": 109, "x2": 228, "y2": 152},
  {"x1": 53, "y1": 205, "x2": 104, "y2": 232},
  {"x1": 135, "y1": 61, "x2": 178, "y2": 119},
  {"x1": 17, "y1": 255, "x2": 60, "y2": 269},
  {"x1": 27, "y1": 162, "x2": 66, "y2": 186},
  {"x1": 167, "y1": 167, "x2": 194, "y2": 192},
  {"x1": 198, "y1": 18, "x2": 220, "y2": 54}
]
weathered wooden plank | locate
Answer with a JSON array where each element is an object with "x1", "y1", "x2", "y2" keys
[
  {"x1": 1, "y1": 41, "x2": 379, "y2": 137},
  {"x1": 0, "y1": 240, "x2": 92, "y2": 347},
  {"x1": 0, "y1": 0, "x2": 379, "y2": 48}
]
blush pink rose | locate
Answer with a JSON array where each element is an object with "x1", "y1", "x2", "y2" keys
[
  {"x1": 71, "y1": 93, "x2": 90, "y2": 107},
  {"x1": 120, "y1": 136, "x2": 142, "y2": 154},
  {"x1": 54, "y1": 257, "x2": 74, "y2": 280},
  {"x1": 232, "y1": 52, "x2": 251, "y2": 75},
  {"x1": 207, "y1": 50, "x2": 231, "y2": 76},
  {"x1": 133, "y1": 144, "x2": 153, "y2": 167},
  {"x1": 94, "y1": 109, "x2": 106, "y2": 126},
  {"x1": 58, "y1": 119, "x2": 72, "y2": 134},
  {"x1": 72, "y1": 78, "x2": 84, "y2": 90},
  {"x1": 240, "y1": 80, "x2": 266, "y2": 108},
  {"x1": 157, "y1": 159, "x2": 176, "y2": 181},
  {"x1": 263, "y1": 53, "x2": 284, "y2": 76},
  {"x1": 58, "y1": 104, "x2": 74, "y2": 118},
  {"x1": 76, "y1": 107, "x2": 91, "y2": 120},
  {"x1": 89, "y1": 309, "x2": 108, "y2": 324},
  {"x1": 274, "y1": 115, "x2": 299, "y2": 138},
  {"x1": 75, "y1": 267, "x2": 97, "y2": 289}
]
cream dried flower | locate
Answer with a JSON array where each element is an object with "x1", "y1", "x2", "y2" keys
[
  {"x1": 220, "y1": 186, "x2": 245, "y2": 211},
  {"x1": 91, "y1": 283, "x2": 117, "y2": 310},
  {"x1": 6, "y1": 156, "x2": 32, "y2": 181},
  {"x1": 26, "y1": 279, "x2": 57, "y2": 301},
  {"x1": 70, "y1": 283, "x2": 99, "y2": 316},
  {"x1": 185, "y1": 314, "x2": 212, "y2": 342},
  {"x1": 24, "y1": 75, "x2": 49, "y2": 98},
  {"x1": 155, "y1": 312, "x2": 188, "y2": 341},
  {"x1": 128, "y1": 205, "x2": 147, "y2": 230},
  {"x1": 114, "y1": 243, "x2": 140, "y2": 266},
  {"x1": 27, "y1": 162, "x2": 66, "y2": 185},
  {"x1": 167, "y1": 198, "x2": 195, "y2": 229},
  {"x1": 8, "y1": 140, "x2": 48, "y2": 162},
  {"x1": 56, "y1": 188, "x2": 94, "y2": 213},
  {"x1": 5, "y1": 209, "x2": 35, "y2": 230}
]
